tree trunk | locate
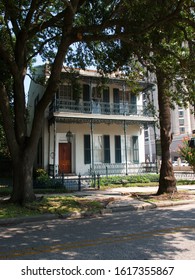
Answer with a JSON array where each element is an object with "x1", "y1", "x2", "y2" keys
[
  {"x1": 0, "y1": 4, "x2": 82, "y2": 205},
  {"x1": 156, "y1": 70, "x2": 177, "y2": 195},
  {"x1": 10, "y1": 149, "x2": 36, "y2": 204}
]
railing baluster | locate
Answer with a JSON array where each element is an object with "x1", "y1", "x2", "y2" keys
[{"x1": 49, "y1": 98, "x2": 151, "y2": 117}]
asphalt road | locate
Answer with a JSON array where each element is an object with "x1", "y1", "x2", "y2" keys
[{"x1": 1, "y1": 204, "x2": 195, "y2": 260}]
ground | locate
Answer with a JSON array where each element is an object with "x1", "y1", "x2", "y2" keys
[
  {"x1": 1, "y1": 188, "x2": 195, "y2": 220},
  {"x1": 131, "y1": 191, "x2": 195, "y2": 202}
]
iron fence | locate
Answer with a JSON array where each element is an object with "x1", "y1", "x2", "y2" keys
[
  {"x1": 174, "y1": 172, "x2": 195, "y2": 180},
  {"x1": 93, "y1": 162, "x2": 157, "y2": 176},
  {"x1": 49, "y1": 98, "x2": 152, "y2": 117},
  {"x1": 60, "y1": 173, "x2": 100, "y2": 191}
]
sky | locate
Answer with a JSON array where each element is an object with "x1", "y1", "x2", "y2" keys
[{"x1": 24, "y1": 55, "x2": 43, "y2": 96}]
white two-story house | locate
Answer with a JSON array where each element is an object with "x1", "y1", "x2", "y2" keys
[{"x1": 28, "y1": 64, "x2": 156, "y2": 177}]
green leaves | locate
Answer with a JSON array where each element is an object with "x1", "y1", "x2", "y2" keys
[{"x1": 178, "y1": 137, "x2": 195, "y2": 172}]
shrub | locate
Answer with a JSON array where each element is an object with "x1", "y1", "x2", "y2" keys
[
  {"x1": 100, "y1": 174, "x2": 159, "y2": 186},
  {"x1": 33, "y1": 169, "x2": 65, "y2": 189},
  {"x1": 34, "y1": 168, "x2": 52, "y2": 188},
  {"x1": 178, "y1": 137, "x2": 195, "y2": 172},
  {"x1": 35, "y1": 168, "x2": 48, "y2": 178}
]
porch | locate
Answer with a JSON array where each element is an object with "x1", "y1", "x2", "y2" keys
[
  {"x1": 47, "y1": 118, "x2": 156, "y2": 177},
  {"x1": 48, "y1": 162, "x2": 157, "y2": 177},
  {"x1": 49, "y1": 99, "x2": 152, "y2": 117}
]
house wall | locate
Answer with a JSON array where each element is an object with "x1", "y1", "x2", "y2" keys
[
  {"x1": 45, "y1": 122, "x2": 145, "y2": 175},
  {"x1": 27, "y1": 65, "x2": 46, "y2": 135},
  {"x1": 28, "y1": 65, "x2": 152, "y2": 175}
]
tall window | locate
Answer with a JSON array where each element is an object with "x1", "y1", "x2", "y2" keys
[
  {"x1": 83, "y1": 84, "x2": 90, "y2": 112},
  {"x1": 93, "y1": 135, "x2": 111, "y2": 163},
  {"x1": 113, "y1": 88, "x2": 120, "y2": 114},
  {"x1": 132, "y1": 136, "x2": 139, "y2": 163},
  {"x1": 83, "y1": 84, "x2": 90, "y2": 101},
  {"x1": 178, "y1": 109, "x2": 185, "y2": 134},
  {"x1": 84, "y1": 135, "x2": 91, "y2": 164},
  {"x1": 115, "y1": 135, "x2": 121, "y2": 163},
  {"x1": 180, "y1": 127, "x2": 185, "y2": 134},
  {"x1": 130, "y1": 94, "x2": 137, "y2": 114},
  {"x1": 179, "y1": 110, "x2": 184, "y2": 117},
  {"x1": 59, "y1": 85, "x2": 72, "y2": 100},
  {"x1": 94, "y1": 135, "x2": 103, "y2": 163},
  {"x1": 103, "y1": 87, "x2": 110, "y2": 114},
  {"x1": 121, "y1": 135, "x2": 131, "y2": 163}
]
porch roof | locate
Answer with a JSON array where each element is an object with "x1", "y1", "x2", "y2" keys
[{"x1": 49, "y1": 111, "x2": 155, "y2": 125}]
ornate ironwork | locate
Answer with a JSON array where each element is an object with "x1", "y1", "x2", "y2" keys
[
  {"x1": 93, "y1": 162, "x2": 157, "y2": 175},
  {"x1": 49, "y1": 98, "x2": 152, "y2": 117}
]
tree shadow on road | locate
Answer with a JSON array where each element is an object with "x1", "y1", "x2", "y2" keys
[{"x1": 0, "y1": 205, "x2": 195, "y2": 260}]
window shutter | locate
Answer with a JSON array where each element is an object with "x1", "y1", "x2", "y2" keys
[
  {"x1": 104, "y1": 135, "x2": 110, "y2": 163},
  {"x1": 115, "y1": 135, "x2": 121, "y2": 163},
  {"x1": 84, "y1": 135, "x2": 91, "y2": 164}
]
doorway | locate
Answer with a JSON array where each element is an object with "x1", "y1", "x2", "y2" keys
[{"x1": 58, "y1": 143, "x2": 71, "y2": 174}]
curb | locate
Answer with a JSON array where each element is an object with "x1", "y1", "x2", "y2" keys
[
  {"x1": 107, "y1": 203, "x2": 156, "y2": 212},
  {"x1": 153, "y1": 199, "x2": 195, "y2": 208},
  {"x1": 109, "y1": 200, "x2": 195, "y2": 212},
  {"x1": 0, "y1": 200, "x2": 195, "y2": 227},
  {"x1": 0, "y1": 210, "x2": 102, "y2": 227},
  {"x1": 0, "y1": 214, "x2": 59, "y2": 226}
]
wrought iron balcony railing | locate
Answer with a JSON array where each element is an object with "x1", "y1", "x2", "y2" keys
[{"x1": 49, "y1": 98, "x2": 152, "y2": 117}]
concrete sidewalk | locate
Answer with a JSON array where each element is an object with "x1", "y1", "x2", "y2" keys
[
  {"x1": 0, "y1": 185, "x2": 195, "y2": 226},
  {"x1": 74, "y1": 185, "x2": 195, "y2": 212}
]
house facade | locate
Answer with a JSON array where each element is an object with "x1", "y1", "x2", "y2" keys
[{"x1": 28, "y1": 65, "x2": 156, "y2": 177}]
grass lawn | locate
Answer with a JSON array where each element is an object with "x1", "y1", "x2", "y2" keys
[
  {"x1": 1, "y1": 177, "x2": 195, "y2": 220},
  {"x1": 0, "y1": 196, "x2": 103, "y2": 219}
]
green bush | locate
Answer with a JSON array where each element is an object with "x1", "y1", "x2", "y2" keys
[
  {"x1": 34, "y1": 168, "x2": 52, "y2": 188},
  {"x1": 33, "y1": 169, "x2": 65, "y2": 189},
  {"x1": 178, "y1": 137, "x2": 195, "y2": 172},
  {"x1": 100, "y1": 174, "x2": 159, "y2": 186},
  {"x1": 35, "y1": 168, "x2": 48, "y2": 178}
]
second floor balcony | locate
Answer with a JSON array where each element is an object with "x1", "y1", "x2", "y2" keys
[{"x1": 49, "y1": 98, "x2": 153, "y2": 119}]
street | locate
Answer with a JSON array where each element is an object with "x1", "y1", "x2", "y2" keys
[{"x1": 0, "y1": 204, "x2": 195, "y2": 260}]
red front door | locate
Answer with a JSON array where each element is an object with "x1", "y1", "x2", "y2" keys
[{"x1": 59, "y1": 143, "x2": 71, "y2": 174}]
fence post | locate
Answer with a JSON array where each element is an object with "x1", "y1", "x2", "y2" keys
[
  {"x1": 52, "y1": 165, "x2": 55, "y2": 179},
  {"x1": 62, "y1": 172, "x2": 64, "y2": 186},
  {"x1": 97, "y1": 174, "x2": 100, "y2": 190},
  {"x1": 93, "y1": 172, "x2": 96, "y2": 188},
  {"x1": 78, "y1": 173, "x2": 81, "y2": 191}
]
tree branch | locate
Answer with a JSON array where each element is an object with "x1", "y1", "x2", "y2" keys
[
  {"x1": 2, "y1": 0, "x2": 20, "y2": 35},
  {"x1": 142, "y1": 0, "x2": 187, "y2": 32},
  {"x1": 29, "y1": 10, "x2": 76, "y2": 148},
  {"x1": 27, "y1": 35, "x2": 61, "y2": 62},
  {"x1": 24, "y1": 0, "x2": 40, "y2": 28},
  {"x1": 28, "y1": 10, "x2": 66, "y2": 38}
]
